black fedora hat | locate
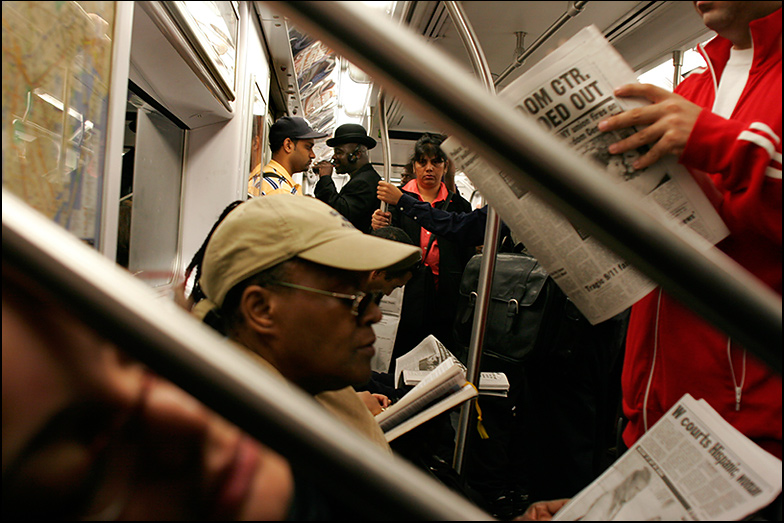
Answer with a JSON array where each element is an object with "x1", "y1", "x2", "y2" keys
[{"x1": 326, "y1": 123, "x2": 377, "y2": 149}]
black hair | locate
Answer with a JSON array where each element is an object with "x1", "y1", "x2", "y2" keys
[
  {"x1": 411, "y1": 133, "x2": 448, "y2": 164},
  {"x1": 370, "y1": 226, "x2": 416, "y2": 246},
  {"x1": 206, "y1": 261, "x2": 290, "y2": 336},
  {"x1": 269, "y1": 134, "x2": 288, "y2": 155},
  {"x1": 370, "y1": 227, "x2": 420, "y2": 279},
  {"x1": 184, "y1": 200, "x2": 244, "y2": 305}
]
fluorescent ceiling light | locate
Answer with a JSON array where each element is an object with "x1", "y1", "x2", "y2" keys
[
  {"x1": 360, "y1": 1, "x2": 396, "y2": 15},
  {"x1": 338, "y1": 64, "x2": 371, "y2": 116}
]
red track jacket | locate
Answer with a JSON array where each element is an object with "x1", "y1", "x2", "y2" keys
[{"x1": 622, "y1": 9, "x2": 782, "y2": 458}]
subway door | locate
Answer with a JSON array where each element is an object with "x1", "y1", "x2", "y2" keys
[{"x1": 125, "y1": 101, "x2": 185, "y2": 290}]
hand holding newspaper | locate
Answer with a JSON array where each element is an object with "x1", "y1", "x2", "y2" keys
[
  {"x1": 443, "y1": 25, "x2": 729, "y2": 324},
  {"x1": 553, "y1": 394, "x2": 782, "y2": 521}
]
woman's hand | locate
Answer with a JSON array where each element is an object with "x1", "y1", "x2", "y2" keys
[
  {"x1": 371, "y1": 209, "x2": 392, "y2": 230},
  {"x1": 377, "y1": 180, "x2": 404, "y2": 205}
]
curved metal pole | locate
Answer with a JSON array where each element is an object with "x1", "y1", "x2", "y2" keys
[
  {"x1": 378, "y1": 89, "x2": 391, "y2": 213},
  {"x1": 441, "y1": 0, "x2": 501, "y2": 476},
  {"x1": 266, "y1": 1, "x2": 780, "y2": 372},
  {"x1": 2, "y1": 190, "x2": 493, "y2": 521},
  {"x1": 495, "y1": 0, "x2": 588, "y2": 86}
]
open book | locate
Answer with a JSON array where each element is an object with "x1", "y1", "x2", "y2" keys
[
  {"x1": 376, "y1": 358, "x2": 477, "y2": 442},
  {"x1": 553, "y1": 394, "x2": 782, "y2": 521},
  {"x1": 377, "y1": 335, "x2": 506, "y2": 441}
]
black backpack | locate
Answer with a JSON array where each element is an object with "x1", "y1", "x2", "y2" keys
[{"x1": 453, "y1": 251, "x2": 567, "y2": 366}]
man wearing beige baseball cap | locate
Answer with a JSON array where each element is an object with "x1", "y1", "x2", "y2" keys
[{"x1": 190, "y1": 193, "x2": 420, "y2": 451}]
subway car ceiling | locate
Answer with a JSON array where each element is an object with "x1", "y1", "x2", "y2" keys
[
  {"x1": 130, "y1": 2, "x2": 711, "y2": 152},
  {"x1": 270, "y1": 1, "x2": 712, "y2": 169}
]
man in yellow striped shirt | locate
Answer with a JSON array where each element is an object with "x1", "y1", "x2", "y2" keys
[{"x1": 249, "y1": 116, "x2": 326, "y2": 197}]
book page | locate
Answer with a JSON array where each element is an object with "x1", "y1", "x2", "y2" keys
[
  {"x1": 376, "y1": 359, "x2": 464, "y2": 431},
  {"x1": 384, "y1": 383, "x2": 478, "y2": 442}
]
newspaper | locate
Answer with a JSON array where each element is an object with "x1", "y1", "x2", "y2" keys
[
  {"x1": 370, "y1": 285, "x2": 405, "y2": 373},
  {"x1": 554, "y1": 394, "x2": 782, "y2": 520},
  {"x1": 442, "y1": 25, "x2": 729, "y2": 324},
  {"x1": 393, "y1": 334, "x2": 457, "y2": 389},
  {"x1": 392, "y1": 334, "x2": 509, "y2": 397}
]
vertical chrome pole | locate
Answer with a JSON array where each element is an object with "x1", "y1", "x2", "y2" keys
[
  {"x1": 378, "y1": 89, "x2": 391, "y2": 213},
  {"x1": 441, "y1": 0, "x2": 500, "y2": 476},
  {"x1": 672, "y1": 49, "x2": 684, "y2": 89}
]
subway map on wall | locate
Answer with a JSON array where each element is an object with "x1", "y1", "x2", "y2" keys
[{"x1": 2, "y1": 1, "x2": 116, "y2": 247}]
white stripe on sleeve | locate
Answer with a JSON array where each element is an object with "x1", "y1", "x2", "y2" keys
[
  {"x1": 738, "y1": 130, "x2": 776, "y2": 157},
  {"x1": 749, "y1": 122, "x2": 781, "y2": 145}
]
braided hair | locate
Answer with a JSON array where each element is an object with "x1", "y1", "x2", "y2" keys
[{"x1": 184, "y1": 200, "x2": 244, "y2": 305}]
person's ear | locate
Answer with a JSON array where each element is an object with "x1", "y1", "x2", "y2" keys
[
  {"x1": 239, "y1": 285, "x2": 277, "y2": 333},
  {"x1": 283, "y1": 137, "x2": 295, "y2": 154}
]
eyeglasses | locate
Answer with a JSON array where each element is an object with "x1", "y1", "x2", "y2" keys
[
  {"x1": 415, "y1": 157, "x2": 445, "y2": 167},
  {"x1": 274, "y1": 281, "x2": 382, "y2": 317}
]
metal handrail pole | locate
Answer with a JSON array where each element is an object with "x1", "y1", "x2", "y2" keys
[
  {"x1": 378, "y1": 89, "x2": 391, "y2": 212},
  {"x1": 495, "y1": 1, "x2": 588, "y2": 86},
  {"x1": 2, "y1": 190, "x2": 494, "y2": 521},
  {"x1": 266, "y1": 1, "x2": 781, "y2": 372},
  {"x1": 442, "y1": 0, "x2": 501, "y2": 476},
  {"x1": 673, "y1": 49, "x2": 684, "y2": 89}
]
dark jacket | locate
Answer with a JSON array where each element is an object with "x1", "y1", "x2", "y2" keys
[
  {"x1": 314, "y1": 163, "x2": 381, "y2": 233},
  {"x1": 389, "y1": 187, "x2": 475, "y2": 364}
]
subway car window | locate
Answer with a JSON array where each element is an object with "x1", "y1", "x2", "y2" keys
[{"x1": 3, "y1": 1, "x2": 781, "y2": 521}]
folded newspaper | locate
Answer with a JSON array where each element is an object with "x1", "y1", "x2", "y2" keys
[
  {"x1": 442, "y1": 25, "x2": 729, "y2": 325},
  {"x1": 401, "y1": 370, "x2": 509, "y2": 398},
  {"x1": 377, "y1": 335, "x2": 507, "y2": 441},
  {"x1": 553, "y1": 394, "x2": 782, "y2": 521}
]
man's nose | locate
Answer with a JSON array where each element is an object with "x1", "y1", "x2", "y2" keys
[{"x1": 361, "y1": 300, "x2": 383, "y2": 325}]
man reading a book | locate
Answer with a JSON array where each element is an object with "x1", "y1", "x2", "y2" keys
[{"x1": 189, "y1": 194, "x2": 420, "y2": 452}]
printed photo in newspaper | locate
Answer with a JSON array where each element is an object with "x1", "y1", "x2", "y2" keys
[{"x1": 553, "y1": 394, "x2": 782, "y2": 521}]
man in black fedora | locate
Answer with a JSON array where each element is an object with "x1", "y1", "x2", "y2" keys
[{"x1": 314, "y1": 123, "x2": 380, "y2": 233}]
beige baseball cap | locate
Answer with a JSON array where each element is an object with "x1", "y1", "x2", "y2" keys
[{"x1": 199, "y1": 194, "x2": 421, "y2": 310}]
